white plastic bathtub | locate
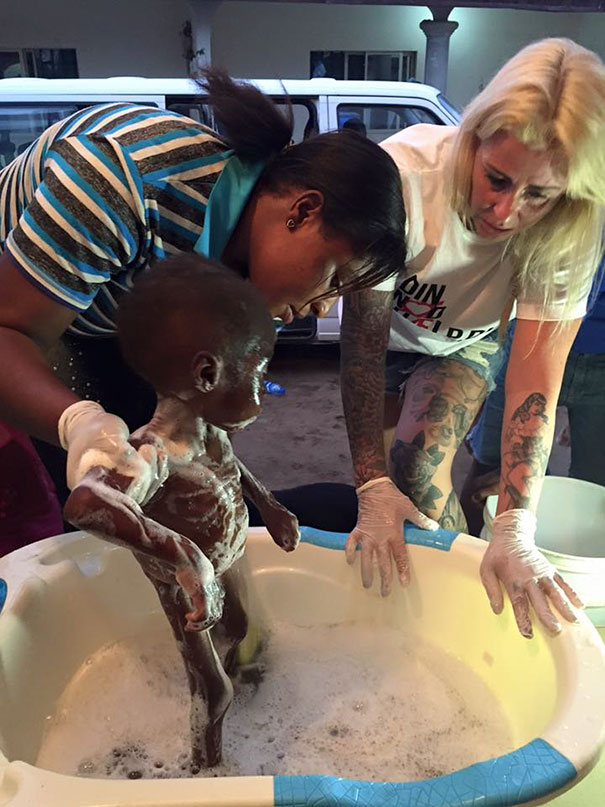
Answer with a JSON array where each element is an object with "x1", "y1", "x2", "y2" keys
[{"x1": 0, "y1": 525, "x2": 603, "y2": 807}]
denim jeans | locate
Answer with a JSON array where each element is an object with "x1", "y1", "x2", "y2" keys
[{"x1": 385, "y1": 330, "x2": 503, "y2": 396}]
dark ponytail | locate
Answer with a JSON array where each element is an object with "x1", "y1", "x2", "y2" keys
[
  {"x1": 197, "y1": 69, "x2": 293, "y2": 161},
  {"x1": 198, "y1": 68, "x2": 406, "y2": 291}
]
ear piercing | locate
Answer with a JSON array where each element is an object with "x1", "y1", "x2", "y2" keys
[{"x1": 286, "y1": 218, "x2": 296, "y2": 230}]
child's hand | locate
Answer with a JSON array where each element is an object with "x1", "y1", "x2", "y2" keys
[{"x1": 260, "y1": 498, "x2": 300, "y2": 552}]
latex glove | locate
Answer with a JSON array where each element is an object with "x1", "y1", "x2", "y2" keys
[
  {"x1": 345, "y1": 477, "x2": 439, "y2": 596},
  {"x1": 480, "y1": 508, "x2": 583, "y2": 638},
  {"x1": 58, "y1": 400, "x2": 168, "y2": 505}
]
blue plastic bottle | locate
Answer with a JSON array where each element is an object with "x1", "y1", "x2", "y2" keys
[{"x1": 263, "y1": 381, "x2": 286, "y2": 396}]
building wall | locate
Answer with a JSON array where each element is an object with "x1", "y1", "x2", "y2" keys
[
  {"x1": 212, "y1": 2, "x2": 605, "y2": 106},
  {"x1": 213, "y1": 3, "x2": 430, "y2": 84},
  {"x1": 0, "y1": 1, "x2": 604, "y2": 108},
  {"x1": 0, "y1": 0, "x2": 190, "y2": 78},
  {"x1": 447, "y1": 7, "x2": 605, "y2": 105}
]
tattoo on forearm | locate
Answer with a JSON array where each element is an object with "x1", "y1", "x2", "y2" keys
[
  {"x1": 501, "y1": 392, "x2": 550, "y2": 510},
  {"x1": 340, "y1": 289, "x2": 392, "y2": 485}
]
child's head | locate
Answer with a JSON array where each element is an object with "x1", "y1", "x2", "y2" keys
[{"x1": 117, "y1": 255, "x2": 276, "y2": 430}]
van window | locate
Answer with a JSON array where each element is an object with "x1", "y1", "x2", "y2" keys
[
  {"x1": 285, "y1": 100, "x2": 317, "y2": 142},
  {"x1": 337, "y1": 103, "x2": 440, "y2": 143},
  {"x1": 0, "y1": 100, "x2": 163, "y2": 165},
  {"x1": 0, "y1": 104, "x2": 79, "y2": 164},
  {"x1": 437, "y1": 92, "x2": 461, "y2": 119},
  {"x1": 186, "y1": 94, "x2": 317, "y2": 143},
  {"x1": 166, "y1": 97, "x2": 213, "y2": 127}
]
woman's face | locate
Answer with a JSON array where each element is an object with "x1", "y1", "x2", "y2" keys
[
  {"x1": 468, "y1": 131, "x2": 567, "y2": 240},
  {"x1": 529, "y1": 400, "x2": 544, "y2": 416},
  {"x1": 245, "y1": 189, "x2": 357, "y2": 322}
]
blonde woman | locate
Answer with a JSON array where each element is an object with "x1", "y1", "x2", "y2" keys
[{"x1": 341, "y1": 38, "x2": 605, "y2": 638}]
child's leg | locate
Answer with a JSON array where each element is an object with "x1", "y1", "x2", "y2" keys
[
  {"x1": 216, "y1": 566, "x2": 249, "y2": 674},
  {"x1": 139, "y1": 563, "x2": 233, "y2": 768}
]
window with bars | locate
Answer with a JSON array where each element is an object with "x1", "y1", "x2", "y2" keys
[
  {"x1": 0, "y1": 49, "x2": 78, "y2": 79},
  {"x1": 310, "y1": 51, "x2": 417, "y2": 82}
]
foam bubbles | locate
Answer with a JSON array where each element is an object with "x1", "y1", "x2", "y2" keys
[{"x1": 36, "y1": 622, "x2": 514, "y2": 782}]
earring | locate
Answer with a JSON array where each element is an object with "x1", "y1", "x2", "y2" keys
[{"x1": 286, "y1": 218, "x2": 296, "y2": 230}]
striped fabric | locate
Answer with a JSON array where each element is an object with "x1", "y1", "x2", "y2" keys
[{"x1": 0, "y1": 103, "x2": 232, "y2": 336}]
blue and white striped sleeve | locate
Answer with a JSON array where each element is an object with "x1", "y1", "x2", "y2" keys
[{"x1": 6, "y1": 134, "x2": 146, "y2": 311}]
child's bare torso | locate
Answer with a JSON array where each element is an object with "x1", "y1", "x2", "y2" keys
[{"x1": 138, "y1": 423, "x2": 248, "y2": 578}]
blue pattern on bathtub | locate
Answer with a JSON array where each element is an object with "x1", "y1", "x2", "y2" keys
[
  {"x1": 299, "y1": 525, "x2": 458, "y2": 552},
  {"x1": 0, "y1": 578, "x2": 6, "y2": 614},
  {"x1": 274, "y1": 737, "x2": 576, "y2": 806}
]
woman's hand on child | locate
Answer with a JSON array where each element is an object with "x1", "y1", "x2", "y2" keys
[
  {"x1": 346, "y1": 477, "x2": 439, "y2": 597},
  {"x1": 59, "y1": 400, "x2": 168, "y2": 505},
  {"x1": 259, "y1": 496, "x2": 300, "y2": 552},
  {"x1": 480, "y1": 508, "x2": 583, "y2": 638}
]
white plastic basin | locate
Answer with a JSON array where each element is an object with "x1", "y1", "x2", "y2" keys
[{"x1": 0, "y1": 525, "x2": 603, "y2": 807}]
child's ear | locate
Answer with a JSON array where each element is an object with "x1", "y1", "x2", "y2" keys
[{"x1": 191, "y1": 351, "x2": 222, "y2": 393}]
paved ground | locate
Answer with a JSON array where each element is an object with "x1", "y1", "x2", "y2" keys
[{"x1": 233, "y1": 342, "x2": 570, "y2": 504}]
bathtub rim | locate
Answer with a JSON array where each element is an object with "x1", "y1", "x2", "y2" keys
[{"x1": 0, "y1": 526, "x2": 602, "y2": 807}]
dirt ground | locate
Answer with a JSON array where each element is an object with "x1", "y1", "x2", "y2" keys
[
  {"x1": 233, "y1": 343, "x2": 570, "y2": 500},
  {"x1": 232, "y1": 344, "x2": 354, "y2": 490}
]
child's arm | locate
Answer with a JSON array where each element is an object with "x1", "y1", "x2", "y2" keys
[
  {"x1": 236, "y1": 458, "x2": 299, "y2": 551},
  {"x1": 64, "y1": 467, "x2": 223, "y2": 631}
]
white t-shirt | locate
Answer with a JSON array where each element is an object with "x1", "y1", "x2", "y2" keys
[{"x1": 380, "y1": 124, "x2": 588, "y2": 356}]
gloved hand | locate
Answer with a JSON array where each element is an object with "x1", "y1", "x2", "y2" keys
[
  {"x1": 58, "y1": 400, "x2": 168, "y2": 505},
  {"x1": 345, "y1": 476, "x2": 439, "y2": 596},
  {"x1": 480, "y1": 508, "x2": 583, "y2": 638}
]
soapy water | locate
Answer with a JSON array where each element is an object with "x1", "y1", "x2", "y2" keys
[{"x1": 36, "y1": 622, "x2": 514, "y2": 782}]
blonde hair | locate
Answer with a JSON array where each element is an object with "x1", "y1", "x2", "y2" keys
[{"x1": 451, "y1": 38, "x2": 605, "y2": 320}]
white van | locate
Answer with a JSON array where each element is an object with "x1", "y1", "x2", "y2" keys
[{"x1": 0, "y1": 76, "x2": 459, "y2": 342}]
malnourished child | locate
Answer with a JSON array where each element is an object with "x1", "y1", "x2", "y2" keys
[{"x1": 64, "y1": 255, "x2": 300, "y2": 770}]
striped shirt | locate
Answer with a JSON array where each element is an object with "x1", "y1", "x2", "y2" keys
[{"x1": 0, "y1": 103, "x2": 232, "y2": 336}]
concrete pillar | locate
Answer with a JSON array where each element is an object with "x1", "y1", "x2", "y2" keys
[
  {"x1": 419, "y1": 6, "x2": 459, "y2": 94},
  {"x1": 187, "y1": 0, "x2": 222, "y2": 75}
]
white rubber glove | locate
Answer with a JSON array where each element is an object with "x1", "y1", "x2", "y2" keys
[
  {"x1": 345, "y1": 476, "x2": 439, "y2": 597},
  {"x1": 58, "y1": 400, "x2": 168, "y2": 505},
  {"x1": 480, "y1": 508, "x2": 583, "y2": 638}
]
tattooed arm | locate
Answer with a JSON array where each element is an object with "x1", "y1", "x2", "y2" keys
[
  {"x1": 480, "y1": 317, "x2": 583, "y2": 638},
  {"x1": 340, "y1": 289, "x2": 438, "y2": 596},
  {"x1": 497, "y1": 318, "x2": 580, "y2": 514},
  {"x1": 340, "y1": 288, "x2": 392, "y2": 486}
]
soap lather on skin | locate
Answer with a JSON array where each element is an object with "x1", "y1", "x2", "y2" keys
[{"x1": 63, "y1": 257, "x2": 301, "y2": 770}]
